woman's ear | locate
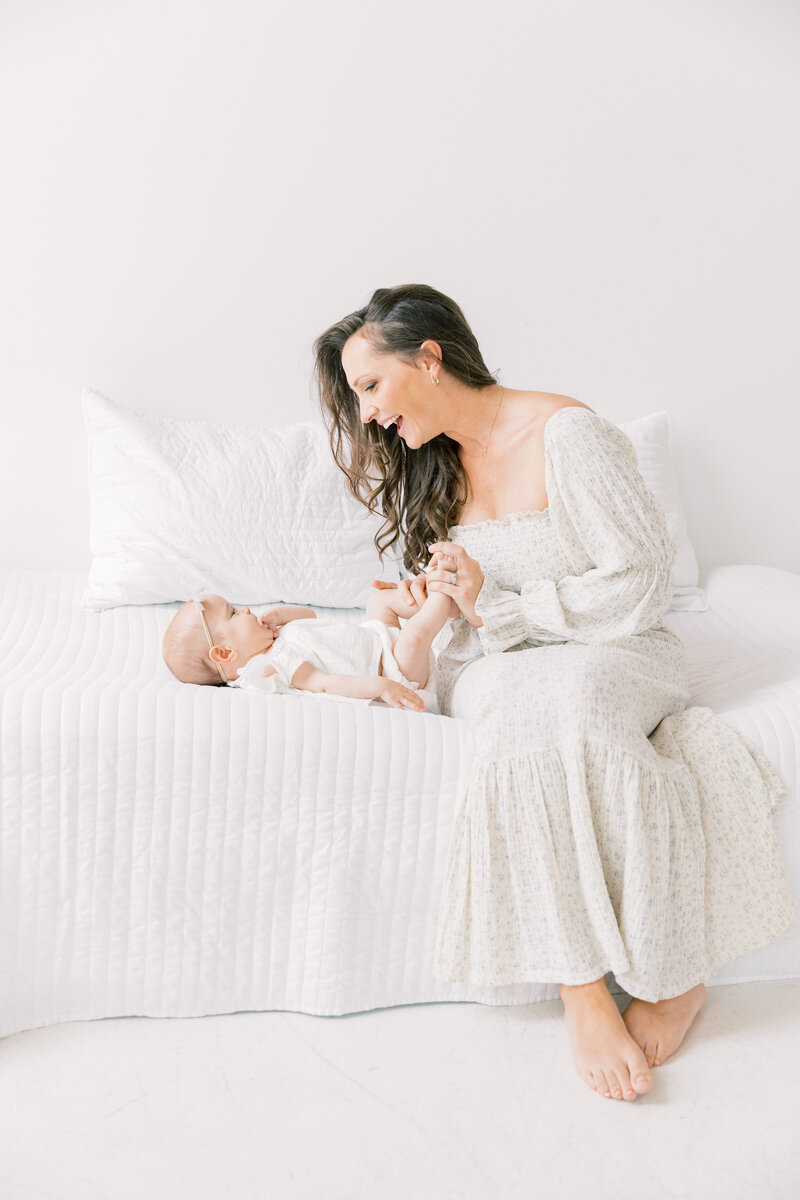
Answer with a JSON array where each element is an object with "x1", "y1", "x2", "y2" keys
[
  {"x1": 209, "y1": 644, "x2": 239, "y2": 665},
  {"x1": 417, "y1": 339, "x2": 443, "y2": 373}
]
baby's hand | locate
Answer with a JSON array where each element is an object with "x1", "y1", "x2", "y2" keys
[
  {"x1": 257, "y1": 608, "x2": 281, "y2": 633},
  {"x1": 378, "y1": 679, "x2": 426, "y2": 712}
]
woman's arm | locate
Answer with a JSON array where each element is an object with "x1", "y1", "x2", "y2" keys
[{"x1": 429, "y1": 409, "x2": 677, "y2": 652}]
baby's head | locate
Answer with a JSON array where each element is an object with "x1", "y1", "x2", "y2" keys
[{"x1": 162, "y1": 594, "x2": 275, "y2": 686}]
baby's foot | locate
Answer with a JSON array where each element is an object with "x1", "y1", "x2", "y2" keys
[
  {"x1": 560, "y1": 978, "x2": 653, "y2": 1101},
  {"x1": 621, "y1": 983, "x2": 706, "y2": 1067},
  {"x1": 422, "y1": 588, "x2": 460, "y2": 620},
  {"x1": 425, "y1": 555, "x2": 461, "y2": 619}
]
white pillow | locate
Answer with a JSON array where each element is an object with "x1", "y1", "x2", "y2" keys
[
  {"x1": 81, "y1": 389, "x2": 402, "y2": 611},
  {"x1": 618, "y1": 410, "x2": 708, "y2": 612},
  {"x1": 82, "y1": 391, "x2": 706, "y2": 615}
]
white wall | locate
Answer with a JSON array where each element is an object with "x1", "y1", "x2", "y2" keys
[{"x1": 1, "y1": 0, "x2": 798, "y2": 575}]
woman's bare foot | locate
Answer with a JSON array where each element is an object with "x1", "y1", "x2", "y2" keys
[
  {"x1": 621, "y1": 982, "x2": 707, "y2": 1067},
  {"x1": 560, "y1": 977, "x2": 653, "y2": 1101}
]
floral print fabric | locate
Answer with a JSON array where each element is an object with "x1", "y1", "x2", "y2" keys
[{"x1": 432, "y1": 407, "x2": 795, "y2": 999}]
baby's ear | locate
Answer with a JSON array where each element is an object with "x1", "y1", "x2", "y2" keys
[{"x1": 209, "y1": 645, "x2": 238, "y2": 664}]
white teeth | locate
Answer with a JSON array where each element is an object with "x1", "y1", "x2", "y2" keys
[{"x1": 381, "y1": 414, "x2": 400, "y2": 428}]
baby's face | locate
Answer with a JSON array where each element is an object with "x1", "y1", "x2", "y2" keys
[{"x1": 199, "y1": 595, "x2": 276, "y2": 675}]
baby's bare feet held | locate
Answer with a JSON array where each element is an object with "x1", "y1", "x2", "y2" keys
[{"x1": 370, "y1": 578, "x2": 427, "y2": 614}]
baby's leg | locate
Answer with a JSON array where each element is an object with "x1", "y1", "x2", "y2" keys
[
  {"x1": 390, "y1": 591, "x2": 451, "y2": 688},
  {"x1": 365, "y1": 588, "x2": 402, "y2": 629}
]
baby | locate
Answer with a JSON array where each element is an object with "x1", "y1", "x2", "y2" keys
[{"x1": 162, "y1": 561, "x2": 457, "y2": 712}]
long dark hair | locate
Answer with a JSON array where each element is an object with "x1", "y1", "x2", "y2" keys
[{"x1": 312, "y1": 284, "x2": 499, "y2": 575}]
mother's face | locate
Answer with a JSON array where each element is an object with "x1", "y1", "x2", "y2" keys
[{"x1": 341, "y1": 332, "x2": 440, "y2": 449}]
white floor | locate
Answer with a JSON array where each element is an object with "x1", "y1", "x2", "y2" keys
[{"x1": 1, "y1": 980, "x2": 799, "y2": 1200}]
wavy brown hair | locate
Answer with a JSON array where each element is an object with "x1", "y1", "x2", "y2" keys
[{"x1": 312, "y1": 284, "x2": 499, "y2": 576}]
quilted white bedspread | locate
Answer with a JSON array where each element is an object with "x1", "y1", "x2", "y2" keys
[{"x1": 0, "y1": 565, "x2": 798, "y2": 1040}]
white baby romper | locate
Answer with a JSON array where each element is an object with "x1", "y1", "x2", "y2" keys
[
  {"x1": 433, "y1": 405, "x2": 795, "y2": 1001},
  {"x1": 230, "y1": 617, "x2": 440, "y2": 712}
]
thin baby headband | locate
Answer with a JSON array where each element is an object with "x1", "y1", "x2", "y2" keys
[
  {"x1": 183, "y1": 583, "x2": 227, "y2": 691},
  {"x1": 189, "y1": 592, "x2": 229, "y2": 686}
]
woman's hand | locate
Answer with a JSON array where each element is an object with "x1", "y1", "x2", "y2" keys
[
  {"x1": 424, "y1": 542, "x2": 485, "y2": 627},
  {"x1": 369, "y1": 573, "x2": 430, "y2": 614}
]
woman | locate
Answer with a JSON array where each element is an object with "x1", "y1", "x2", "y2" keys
[{"x1": 312, "y1": 284, "x2": 795, "y2": 1102}]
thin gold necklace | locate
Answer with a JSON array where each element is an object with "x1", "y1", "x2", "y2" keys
[{"x1": 465, "y1": 386, "x2": 505, "y2": 460}]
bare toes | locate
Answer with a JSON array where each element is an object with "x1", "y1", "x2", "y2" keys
[
  {"x1": 612, "y1": 1065, "x2": 637, "y2": 1101},
  {"x1": 631, "y1": 1063, "x2": 652, "y2": 1093},
  {"x1": 587, "y1": 1069, "x2": 603, "y2": 1095}
]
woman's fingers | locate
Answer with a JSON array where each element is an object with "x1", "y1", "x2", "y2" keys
[
  {"x1": 386, "y1": 580, "x2": 415, "y2": 610},
  {"x1": 428, "y1": 542, "x2": 461, "y2": 559},
  {"x1": 370, "y1": 576, "x2": 429, "y2": 608},
  {"x1": 411, "y1": 578, "x2": 429, "y2": 607}
]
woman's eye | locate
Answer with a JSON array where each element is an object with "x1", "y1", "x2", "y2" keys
[{"x1": 365, "y1": 383, "x2": 375, "y2": 392}]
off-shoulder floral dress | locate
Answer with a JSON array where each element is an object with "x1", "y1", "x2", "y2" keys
[{"x1": 432, "y1": 405, "x2": 795, "y2": 1001}]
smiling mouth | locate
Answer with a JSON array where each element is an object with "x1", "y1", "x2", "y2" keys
[{"x1": 380, "y1": 414, "x2": 404, "y2": 433}]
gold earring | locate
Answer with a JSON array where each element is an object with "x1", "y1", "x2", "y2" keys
[{"x1": 432, "y1": 374, "x2": 439, "y2": 386}]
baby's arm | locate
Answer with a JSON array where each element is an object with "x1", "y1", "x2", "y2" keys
[
  {"x1": 272, "y1": 605, "x2": 317, "y2": 625},
  {"x1": 290, "y1": 663, "x2": 425, "y2": 711},
  {"x1": 257, "y1": 605, "x2": 317, "y2": 635}
]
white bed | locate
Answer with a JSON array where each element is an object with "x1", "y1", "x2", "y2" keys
[{"x1": 0, "y1": 562, "x2": 798, "y2": 1041}]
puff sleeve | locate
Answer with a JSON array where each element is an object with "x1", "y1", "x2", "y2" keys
[
  {"x1": 473, "y1": 408, "x2": 677, "y2": 653},
  {"x1": 228, "y1": 653, "x2": 294, "y2": 693}
]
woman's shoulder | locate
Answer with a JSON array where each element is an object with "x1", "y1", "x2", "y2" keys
[
  {"x1": 538, "y1": 395, "x2": 597, "y2": 426},
  {"x1": 507, "y1": 392, "x2": 597, "y2": 437},
  {"x1": 537, "y1": 397, "x2": 630, "y2": 448},
  {"x1": 541, "y1": 399, "x2": 639, "y2": 474}
]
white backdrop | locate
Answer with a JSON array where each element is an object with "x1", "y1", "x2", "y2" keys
[{"x1": 1, "y1": 0, "x2": 797, "y2": 575}]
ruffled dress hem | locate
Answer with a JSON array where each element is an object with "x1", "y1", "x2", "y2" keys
[{"x1": 433, "y1": 706, "x2": 796, "y2": 1002}]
